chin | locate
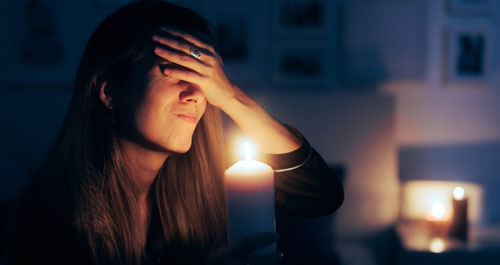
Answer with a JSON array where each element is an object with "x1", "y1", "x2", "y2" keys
[{"x1": 170, "y1": 141, "x2": 193, "y2": 154}]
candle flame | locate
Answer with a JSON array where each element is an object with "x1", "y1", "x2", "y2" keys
[
  {"x1": 453, "y1": 186, "x2": 465, "y2": 200},
  {"x1": 431, "y1": 202, "x2": 445, "y2": 219},
  {"x1": 243, "y1": 142, "x2": 252, "y2": 160}
]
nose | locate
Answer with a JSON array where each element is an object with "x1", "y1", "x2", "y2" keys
[{"x1": 179, "y1": 84, "x2": 204, "y2": 104}]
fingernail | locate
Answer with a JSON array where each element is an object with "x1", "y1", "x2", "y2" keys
[{"x1": 152, "y1": 35, "x2": 160, "y2": 41}]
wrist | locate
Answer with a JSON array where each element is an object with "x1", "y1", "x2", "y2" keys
[{"x1": 219, "y1": 86, "x2": 256, "y2": 115}]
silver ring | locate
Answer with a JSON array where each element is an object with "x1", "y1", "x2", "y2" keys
[{"x1": 190, "y1": 47, "x2": 201, "y2": 59}]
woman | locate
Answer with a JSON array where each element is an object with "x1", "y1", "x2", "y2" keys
[{"x1": 2, "y1": 1, "x2": 343, "y2": 265}]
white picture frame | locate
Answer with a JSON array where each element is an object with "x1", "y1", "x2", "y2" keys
[
  {"x1": 0, "y1": 0, "x2": 76, "y2": 85},
  {"x1": 445, "y1": 20, "x2": 495, "y2": 85}
]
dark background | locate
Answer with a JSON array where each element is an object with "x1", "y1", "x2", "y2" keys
[{"x1": 1, "y1": 0, "x2": 500, "y2": 264}]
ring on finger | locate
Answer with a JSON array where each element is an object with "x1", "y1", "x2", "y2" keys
[{"x1": 190, "y1": 46, "x2": 201, "y2": 59}]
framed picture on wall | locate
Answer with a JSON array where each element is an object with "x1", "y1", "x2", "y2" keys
[
  {"x1": 447, "y1": 0, "x2": 497, "y2": 16},
  {"x1": 272, "y1": 41, "x2": 333, "y2": 89},
  {"x1": 203, "y1": 0, "x2": 268, "y2": 85},
  {"x1": 273, "y1": 0, "x2": 333, "y2": 36},
  {"x1": 445, "y1": 21, "x2": 495, "y2": 84},
  {"x1": 0, "y1": 0, "x2": 76, "y2": 85}
]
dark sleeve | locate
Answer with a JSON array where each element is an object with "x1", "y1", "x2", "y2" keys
[{"x1": 262, "y1": 125, "x2": 344, "y2": 217}]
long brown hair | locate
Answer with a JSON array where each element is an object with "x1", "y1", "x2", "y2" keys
[{"x1": 28, "y1": 1, "x2": 226, "y2": 264}]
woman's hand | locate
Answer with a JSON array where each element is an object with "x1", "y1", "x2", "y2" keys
[
  {"x1": 151, "y1": 28, "x2": 301, "y2": 154},
  {"x1": 152, "y1": 28, "x2": 240, "y2": 110},
  {"x1": 206, "y1": 232, "x2": 283, "y2": 265}
]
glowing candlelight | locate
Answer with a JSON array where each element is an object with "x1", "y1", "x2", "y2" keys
[
  {"x1": 426, "y1": 201, "x2": 450, "y2": 237},
  {"x1": 243, "y1": 142, "x2": 252, "y2": 160},
  {"x1": 224, "y1": 140, "x2": 276, "y2": 256},
  {"x1": 431, "y1": 202, "x2": 446, "y2": 220},
  {"x1": 453, "y1": 186, "x2": 465, "y2": 200},
  {"x1": 429, "y1": 238, "x2": 446, "y2": 253}
]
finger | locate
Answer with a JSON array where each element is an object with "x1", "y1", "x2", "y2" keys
[
  {"x1": 160, "y1": 67, "x2": 204, "y2": 84},
  {"x1": 152, "y1": 33, "x2": 217, "y2": 65},
  {"x1": 247, "y1": 251, "x2": 282, "y2": 265},
  {"x1": 159, "y1": 27, "x2": 216, "y2": 55},
  {"x1": 152, "y1": 34, "x2": 192, "y2": 55},
  {"x1": 153, "y1": 46, "x2": 210, "y2": 75},
  {"x1": 229, "y1": 232, "x2": 279, "y2": 258},
  {"x1": 215, "y1": 52, "x2": 224, "y2": 67}
]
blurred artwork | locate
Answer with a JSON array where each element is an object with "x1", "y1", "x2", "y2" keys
[
  {"x1": 20, "y1": 0, "x2": 64, "y2": 67},
  {"x1": 446, "y1": 23, "x2": 493, "y2": 84},
  {"x1": 203, "y1": 1, "x2": 267, "y2": 85},
  {"x1": 279, "y1": 0, "x2": 322, "y2": 29},
  {"x1": 0, "y1": 0, "x2": 75, "y2": 83},
  {"x1": 273, "y1": 43, "x2": 332, "y2": 89},
  {"x1": 215, "y1": 17, "x2": 248, "y2": 63},
  {"x1": 280, "y1": 52, "x2": 321, "y2": 78},
  {"x1": 456, "y1": 34, "x2": 484, "y2": 76},
  {"x1": 273, "y1": 0, "x2": 332, "y2": 36}
]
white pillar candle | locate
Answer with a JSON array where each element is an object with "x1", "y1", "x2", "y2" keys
[{"x1": 224, "y1": 142, "x2": 276, "y2": 256}]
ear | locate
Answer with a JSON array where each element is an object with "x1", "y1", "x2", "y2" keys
[{"x1": 96, "y1": 72, "x2": 113, "y2": 110}]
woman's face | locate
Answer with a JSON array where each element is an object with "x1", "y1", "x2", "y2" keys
[{"x1": 116, "y1": 49, "x2": 207, "y2": 154}]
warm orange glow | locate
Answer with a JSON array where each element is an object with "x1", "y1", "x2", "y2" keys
[
  {"x1": 429, "y1": 238, "x2": 445, "y2": 253},
  {"x1": 225, "y1": 140, "x2": 273, "y2": 190},
  {"x1": 238, "y1": 140, "x2": 257, "y2": 161},
  {"x1": 431, "y1": 202, "x2": 445, "y2": 219},
  {"x1": 401, "y1": 181, "x2": 482, "y2": 223},
  {"x1": 225, "y1": 127, "x2": 263, "y2": 164},
  {"x1": 425, "y1": 201, "x2": 451, "y2": 221},
  {"x1": 225, "y1": 160, "x2": 274, "y2": 187}
]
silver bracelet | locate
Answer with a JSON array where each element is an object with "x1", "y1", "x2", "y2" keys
[{"x1": 273, "y1": 147, "x2": 312, "y2": 173}]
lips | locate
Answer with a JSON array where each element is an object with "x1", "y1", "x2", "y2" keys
[{"x1": 175, "y1": 113, "x2": 197, "y2": 123}]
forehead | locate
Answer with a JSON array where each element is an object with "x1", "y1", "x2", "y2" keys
[{"x1": 132, "y1": 50, "x2": 169, "y2": 72}]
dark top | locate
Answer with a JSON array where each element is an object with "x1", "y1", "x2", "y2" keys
[
  {"x1": 267, "y1": 125, "x2": 343, "y2": 217},
  {"x1": 1, "y1": 125, "x2": 343, "y2": 265}
]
